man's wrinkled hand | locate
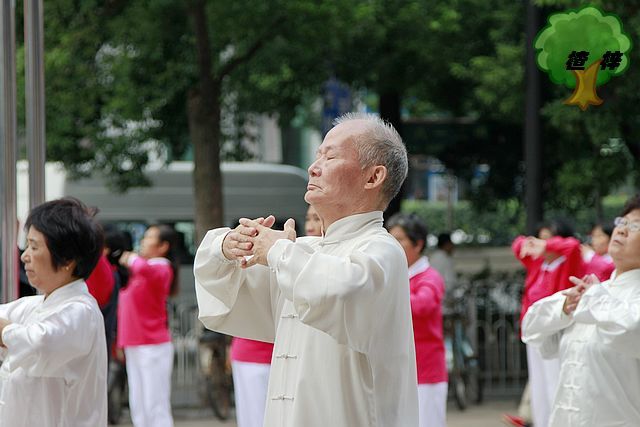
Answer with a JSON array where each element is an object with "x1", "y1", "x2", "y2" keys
[
  {"x1": 239, "y1": 217, "x2": 296, "y2": 268},
  {"x1": 222, "y1": 216, "x2": 276, "y2": 261}
]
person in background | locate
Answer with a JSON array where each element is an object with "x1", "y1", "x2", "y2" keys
[
  {"x1": 86, "y1": 253, "x2": 115, "y2": 311},
  {"x1": 430, "y1": 233, "x2": 456, "y2": 289},
  {"x1": 387, "y1": 213, "x2": 447, "y2": 427},
  {"x1": 100, "y1": 223, "x2": 132, "y2": 354},
  {"x1": 230, "y1": 205, "x2": 323, "y2": 427},
  {"x1": 117, "y1": 224, "x2": 179, "y2": 427},
  {"x1": 582, "y1": 221, "x2": 615, "y2": 281},
  {"x1": 304, "y1": 204, "x2": 322, "y2": 236},
  {"x1": 0, "y1": 197, "x2": 107, "y2": 426},
  {"x1": 509, "y1": 219, "x2": 585, "y2": 427},
  {"x1": 522, "y1": 195, "x2": 640, "y2": 426}
]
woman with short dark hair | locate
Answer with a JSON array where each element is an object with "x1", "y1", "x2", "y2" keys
[
  {"x1": 0, "y1": 197, "x2": 107, "y2": 426},
  {"x1": 522, "y1": 195, "x2": 640, "y2": 426},
  {"x1": 387, "y1": 213, "x2": 447, "y2": 427}
]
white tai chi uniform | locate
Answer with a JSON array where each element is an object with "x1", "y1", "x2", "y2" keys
[
  {"x1": 522, "y1": 269, "x2": 640, "y2": 426},
  {"x1": 195, "y1": 211, "x2": 419, "y2": 427},
  {"x1": 0, "y1": 280, "x2": 107, "y2": 427}
]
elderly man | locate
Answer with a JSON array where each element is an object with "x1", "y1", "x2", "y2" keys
[{"x1": 194, "y1": 113, "x2": 418, "y2": 427}]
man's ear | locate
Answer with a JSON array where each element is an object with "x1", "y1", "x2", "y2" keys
[{"x1": 364, "y1": 165, "x2": 387, "y2": 190}]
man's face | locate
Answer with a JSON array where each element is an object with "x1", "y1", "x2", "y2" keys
[{"x1": 305, "y1": 121, "x2": 368, "y2": 210}]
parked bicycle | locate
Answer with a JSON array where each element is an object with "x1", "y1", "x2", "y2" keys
[
  {"x1": 198, "y1": 328, "x2": 235, "y2": 420},
  {"x1": 443, "y1": 283, "x2": 483, "y2": 410}
]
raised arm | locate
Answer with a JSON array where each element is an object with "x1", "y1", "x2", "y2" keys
[
  {"x1": 266, "y1": 236, "x2": 409, "y2": 354},
  {"x1": 573, "y1": 284, "x2": 640, "y2": 358},
  {"x1": 544, "y1": 236, "x2": 581, "y2": 258},
  {"x1": 521, "y1": 291, "x2": 574, "y2": 358},
  {"x1": 512, "y1": 236, "x2": 538, "y2": 269},
  {"x1": 0, "y1": 302, "x2": 100, "y2": 376},
  {"x1": 194, "y1": 228, "x2": 276, "y2": 343}
]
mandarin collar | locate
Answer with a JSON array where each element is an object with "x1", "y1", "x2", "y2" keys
[
  {"x1": 408, "y1": 256, "x2": 430, "y2": 279},
  {"x1": 321, "y1": 211, "x2": 384, "y2": 245},
  {"x1": 42, "y1": 279, "x2": 89, "y2": 306},
  {"x1": 608, "y1": 268, "x2": 640, "y2": 286}
]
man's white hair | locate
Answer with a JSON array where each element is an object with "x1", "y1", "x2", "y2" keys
[{"x1": 333, "y1": 112, "x2": 408, "y2": 207}]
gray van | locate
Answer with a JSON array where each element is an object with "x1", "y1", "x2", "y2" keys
[{"x1": 60, "y1": 160, "x2": 309, "y2": 303}]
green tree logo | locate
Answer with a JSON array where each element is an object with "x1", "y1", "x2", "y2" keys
[{"x1": 534, "y1": 6, "x2": 631, "y2": 111}]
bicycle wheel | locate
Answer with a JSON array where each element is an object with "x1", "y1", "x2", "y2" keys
[
  {"x1": 463, "y1": 357, "x2": 483, "y2": 405},
  {"x1": 452, "y1": 372, "x2": 468, "y2": 410}
]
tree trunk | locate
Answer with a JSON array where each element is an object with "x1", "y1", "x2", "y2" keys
[
  {"x1": 379, "y1": 91, "x2": 404, "y2": 222},
  {"x1": 189, "y1": 0, "x2": 224, "y2": 243},
  {"x1": 188, "y1": 88, "x2": 224, "y2": 244},
  {"x1": 564, "y1": 60, "x2": 603, "y2": 111}
]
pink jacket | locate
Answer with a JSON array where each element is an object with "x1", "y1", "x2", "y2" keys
[
  {"x1": 512, "y1": 236, "x2": 585, "y2": 325},
  {"x1": 584, "y1": 252, "x2": 615, "y2": 282},
  {"x1": 410, "y1": 257, "x2": 448, "y2": 384},
  {"x1": 230, "y1": 338, "x2": 274, "y2": 364},
  {"x1": 117, "y1": 255, "x2": 173, "y2": 347}
]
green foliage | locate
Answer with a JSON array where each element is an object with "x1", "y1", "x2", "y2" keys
[
  {"x1": 402, "y1": 199, "x2": 525, "y2": 246},
  {"x1": 535, "y1": 6, "x2": 631, "y2": 88},
  {"x1": 403, "y1": 197, "x2": 626, "y2": 246},
  {"x1": 31, "y1": 0, "x2": 354, "y2": 192}
]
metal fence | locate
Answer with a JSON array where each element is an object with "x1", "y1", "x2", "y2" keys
[
  {"x1": 459, "y1": 270, "x2": 528, "y2": 399},
  {"x1": 169, "y1": 301, "x2": 202, "y2": 407}
]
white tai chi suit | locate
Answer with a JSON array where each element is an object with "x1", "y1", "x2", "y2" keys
[
  {"x1": 0, "y1": 279, "x2": 108, "y2": 427},
  {"x1": 522, "y1": 269, "x2": 640, "y2": 426},
  {"x1": 195, "y1": 211, "x2": 419, "y2": 427}
]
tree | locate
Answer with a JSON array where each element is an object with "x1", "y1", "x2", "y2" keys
[
  {"x1": 34, "y1": 0, "x2": 354, "y2": 241},
  {"x1": 534, "y1": 5, "x2": 631, "y2": 111}
]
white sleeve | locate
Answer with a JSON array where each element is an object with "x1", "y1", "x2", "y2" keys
[
  {"x1": 194, "y1": 228, "x2": 277, "y2": 343},
  {"x1": 2, "y1": 302, "x2": 98, "y2": 376},
  {"x1": 573, "y1": 284, "x2": 640, "y2": 358},
  {"x1": 267, "y1": 237, "x2": 406, "y2": 354},
  {"x1": 521, "y1": 291, "x2": 573, "y2": 359}
]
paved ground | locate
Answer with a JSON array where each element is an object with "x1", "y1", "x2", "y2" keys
[{"x1": 118, "y1": 398, "x2": 519, "y2": 426}]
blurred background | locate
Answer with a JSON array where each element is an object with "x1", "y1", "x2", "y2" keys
[{"x1": 2, "y1": 0, "x2": 639, "y2": 424}]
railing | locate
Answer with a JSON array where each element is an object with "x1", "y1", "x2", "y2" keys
[
  {"x1": 169, "y1": 301, "x2": 202, "y2": 407},
  {"x1": 456, "y1": 270, "x2": 528, "y2": 399}
]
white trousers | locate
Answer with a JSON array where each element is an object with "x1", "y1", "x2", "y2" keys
[
  {"x1": 232, "y1": 361, "x2": 270, "y2": 427},
  {"x1": 125, "y1": 342, "x2": 174, "y2": 427},
  {"x1": 417, "y1": 382, "x2": 447, "y2": 427},
  {"x1": 526, "y1": 344, "x2": 560, "y2": 427}
]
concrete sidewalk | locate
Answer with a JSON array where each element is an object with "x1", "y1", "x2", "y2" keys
[{"x1": 120, "y1": 398, "x2": 519, "y2": 426}]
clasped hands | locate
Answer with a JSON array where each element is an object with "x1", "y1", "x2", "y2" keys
[
  {"x1": 222, "y1": 215, "x2": 296, "y2": 268},
  {"x1": 519, "y1": 236, "x2": 547, "y2": 259},
  {"x1": 562, "y1": 274, "x2": 599, "y2": 315}
]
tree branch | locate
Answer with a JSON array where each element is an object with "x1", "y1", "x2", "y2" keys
[{"x1": 214, "y1": 15, "x2": 286, "y2": 82}]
